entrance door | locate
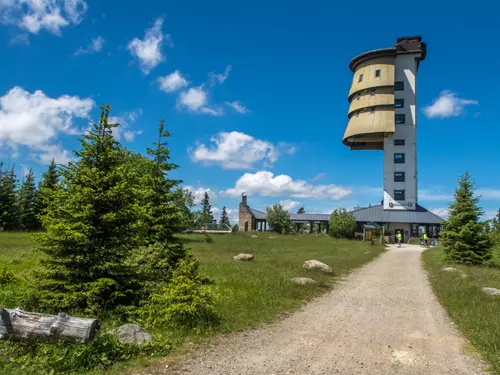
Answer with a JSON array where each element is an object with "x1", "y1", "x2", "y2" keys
[
  {"x1": 395, "y1": 229, "x2": 404, "y2": 243},
  {"x1": 244, "y1": 221, "x2": 248, "y2": 232}
]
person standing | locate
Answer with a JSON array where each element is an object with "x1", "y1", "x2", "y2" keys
[
  {"x1": 423, "y1": 232, "x2": 429, "y2": 248},
  {"x1": 397, "y1": 231, "x2": 402, "y2": 248}
]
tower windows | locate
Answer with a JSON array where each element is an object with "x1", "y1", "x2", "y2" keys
[
  {"x1": 394, "y1": 190, "x2": 406, "y2": 201},
  {"x1": 394, "y1": 81, "x2": 404, "y2": 90},
  {"x1": 394, "y1": 172, "x2": 405, "y2": 182},
  {"x1": 395, "y1": 114, "x2": 406, "y2": 124},
  {"x1": 395, "y1": 99, "x2": 404, "y2": 108},
  {"x1": 358, "y1": 74, "x2": 364, "y2": 82},
  {"x1": 394, "y1": 139, "x2": 405, "y2": 146},
  {"x1": 394, "y1": 153, "x2": 405, "y2": 163},
  {"x1": 370, "y1": 107, "x2": 375, "y2": 114},
  {"x1": 375, "y1": 69, "x2": 381, "y2": 77},
  {"x1": 370, "y1": 89, "x2": 376, "y2": 96}
]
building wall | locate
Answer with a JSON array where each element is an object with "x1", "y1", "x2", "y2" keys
[
  {"x1": 348, "y1": 57, "x2": 395, "y2": 98},
  {"x1": 383, "y1": 53, "x2": 419, "y2": 211},
  {"x1": 238, "y1": 202, "x2": 255, "y2": 232}
]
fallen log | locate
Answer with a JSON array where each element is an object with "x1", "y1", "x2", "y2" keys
[{"x1": 0, "y1": 308, "x2": 100, "y2": 344}]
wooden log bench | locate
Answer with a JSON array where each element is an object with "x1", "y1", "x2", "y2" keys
[{"x1": 0, "y1": 307, "x2": 99, "y2": 344}]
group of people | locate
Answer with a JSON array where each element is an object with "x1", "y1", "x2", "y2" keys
[{"x1": 396, "y1": 231, "x2": 429, "y2": 248}]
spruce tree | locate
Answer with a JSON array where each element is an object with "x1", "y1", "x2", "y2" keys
[
  {"x1": 441, "y1": 171, "x2": 492, "y2": 265},
  {"x1": 0, "y1": 165, "x2": 20, "y2": 231},
  {"x1": 19, "y1": 169, "x2": 38, "y2": 231},
  {"x1": 136, "y1": 119, "x2": 187, "y2": 279},
  {"x1": 35, "y1": 105, "x2": 142, "y2": 312},
  {"x1": 34, "y1": 159, "x2": 59, "y2": 229},
  {"x1": 220, "y1": 206, "x2": 230, "y2": 227},
  {"x1": 201, "y1": 191, "x2": 215, "y2": 224},
  {"x1": 297, "y1": 207, "x2": 305, "y2": 214}
]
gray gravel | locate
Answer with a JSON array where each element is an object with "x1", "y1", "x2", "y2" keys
[{"x1": 164, "y1": 245, "x2": 487, "y2": 375}]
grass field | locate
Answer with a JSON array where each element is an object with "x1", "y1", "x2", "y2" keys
[
  {"x1": 423, "y1": 246, "x2": 500, "y2": 374},
  {"x1": 0, "y1": 232, "x2": 385, "y2": 374}
]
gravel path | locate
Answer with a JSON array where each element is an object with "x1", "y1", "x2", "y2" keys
[{"x1": 165, "y1": 245, "x2": 486, "y2": 375}]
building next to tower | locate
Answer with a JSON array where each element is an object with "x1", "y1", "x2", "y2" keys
[{"x1": 238, "y1": 36, "x2": 443, "y2": 242}]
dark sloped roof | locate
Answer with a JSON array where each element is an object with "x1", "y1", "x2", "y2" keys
[
  {"x1": 248, "y1": 204, "x2": 443, "y2": 224},
  {"x1": 351, "y1": 204, "x2": 443, "y2": 224}
]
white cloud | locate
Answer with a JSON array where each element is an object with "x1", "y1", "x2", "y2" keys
[
  {"x1": 32, "y1": 144, "x2": 74, "y2": 165},
  {"x1": 279, "y1": 199, "x2": 301, "y2": 212},
  {"x1": 128, "y1": 17, "x2": 169, "y2": 74},
  {"x1": 190, "y1": 131, "x2": 280, "y2": 169},
  {"x1": 423, "y1": 91, "x2": 478, "y2": 119},
  {"x1": 278, "y1": 142, "x2": 296, "y2": 155},
  {"x1": 178, "y1": 86, "x2": 222, "y2": 116},
  {"x1": 158, "y1": 70, "x2": 188, "y2": 93},
  {"x1": 430, "y1": 208, "x2": 450, "y2": 218},
  {"x1": 209, "y1": 65, "x2": 231, "y2": 85},
  {"x1": 184, "y1": 186, "x2": 217, "y2": 205},
  {"x1": 21, "y1": 164, "x2": 30, "y2": 177},
  {"x1": 108, "y1": 109, "x2": 143, "y2": 142},
  {"x1": 74, "y1": 35, "x2": 104, "y2": 56},
  {"x1": 225, "y1": 100, "x2": 250, "y2": 114},
  {"x1": 311, "y1": 172, "x2": 327, "y2": 181},
  {"x1": 221, "y1": 171, "x2": 352, "y2": 200},
  {"x1": 478, "y1": 189, "x2": 500, "y2": 200},
  {"x1": 1, "y1": 0, "x2": 87, "y2": 35},
  {"x1": 0, "y1": 86, "x2": 93, "y2": 165}
]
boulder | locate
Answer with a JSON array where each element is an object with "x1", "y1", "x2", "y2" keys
[
  {"x1": 481, "y1": 287, "x2": 500, "y2": 297},
  {"x1": 251, "y1": 235, "x2": 258, "y2": 238},
  {"x1": 303, "y1": 260, "x2": 333, "y2": 273},
  {"x1": 233, "y1": 253, "x2": 254, "y2": 261},
  {"x1": 441, "y1": 267, "x2": 468, "y2": 278},
  {"x1": 112, "y1": 324, "x2": 152, "y2": 345},
  {"x1": 269, "y1": 236, "x2": 276, "y2": 239},
  {"x1": 289, "y1": 277, "x2": 316, "y2": 285}
]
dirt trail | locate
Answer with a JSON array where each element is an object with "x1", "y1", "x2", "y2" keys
[{"x1": 164, "y1": 245, "x2": 486, "y2": 375}]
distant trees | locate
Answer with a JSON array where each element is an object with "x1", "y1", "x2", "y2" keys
[
  {"x1": 19, "y1": 169, "x2": 38, "y2": 231},
  {"x1": 220, "y1": 206, "x2": 230, "y2": 227},
  {"x1": 200, "y1": 191, "x2": 215, "y2": 224},
  {"x1": 328, "y1": 209, "x2": 356, "y2": 239},
  {"x1": 297, "y1": 207, "x2": 305, "y2": 214},
  {"x1": 441, "y1": 171, "x2": 492, "y2": 265},
  {"x1": 0, "y1": 164, "x2": 20, "y2": 231},
  {"x1": 266, "y1": 204, "x2": 291, "y2": 234}
]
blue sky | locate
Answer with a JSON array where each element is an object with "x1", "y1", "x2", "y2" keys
[{"x1": 1, "y1": 0, "x2": 499, "y2": 224}]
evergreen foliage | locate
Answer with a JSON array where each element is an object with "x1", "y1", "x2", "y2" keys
[
  {"x1": 34, "y1": 159, "x2": 59, "y2": 229},
  {"x1": 297, "y1": 207, "x2": 305, "y2": 214},
  {"x1": 328, "y1": 209, "x2": 356, "y2": 239},
  {"x1": 266, "y1": 204, "x2": 291, "y2": 234},
  {"x1": 19, "y1": 169, "x2": 39, "y2": 231},
  {"x1": 34, "y1": 105, "x2": 143, "y2": 312},
  {"x1": 219, "y1": 206, "x2": 230, "y2": 227},
  {"x1": 441, "y1": 171, "x2": 492, "y2": 265},
  {"x1": 0, "y1": 164, "x2": 20, "y2": 231},
  {"x1": 200, "y1": 191, "x2": 215, "y2": 224}
]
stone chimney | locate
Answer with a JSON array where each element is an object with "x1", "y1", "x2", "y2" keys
[{"x1": 241, "y1": 194, "x2": 247, "y2": 206}]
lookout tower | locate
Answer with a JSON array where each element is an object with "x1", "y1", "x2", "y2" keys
[{"x1": 343, "y1": 36, "x2": 426, "y2": 211}]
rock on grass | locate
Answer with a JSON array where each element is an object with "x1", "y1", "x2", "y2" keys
[
  {"x1": 303, "y1": 260, "x2": 333, "y2": 273},
  {"x1": 233, "y1": 253, "x2": 255, "y2": 261}
]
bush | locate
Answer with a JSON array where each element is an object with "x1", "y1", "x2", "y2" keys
[
  {"x1": 266, "y1": 204, "x2": 291, "y2": 234},
  {"x1": 138, "y1": 255, "x2": 218, "y2": 330},
  {"x1": 0, "y1": 267, "x2": 19, "y2": 285},
  {"x1": 328, "y1": 209, "x2": 356, "y2": 239}
]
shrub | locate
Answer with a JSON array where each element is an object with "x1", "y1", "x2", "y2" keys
[
  {"x1": 138, "y1": 255, "x2": 218, "y2": 330},
  {"x1": 0, "y1": 267, "x2": 19, "y2": 285},
  {"x1": 266, "y1": 204, "x2": 291, "y2": 234},
  {"x1": 329, "y1": 209, "x2": 356, "y2": 239}
]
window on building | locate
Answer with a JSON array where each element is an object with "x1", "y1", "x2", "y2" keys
[
  {"x1": 358, "y1": 74, "x2": 363, "y2": 82},
  {"x1": 394, "y1": 190, "x2": 405, "y2": 201},
  {"x1": 370, "y1": 107, "x2": 375, "y2": 114},
  {"x1": 357, "y1": 92, "x2": 361, "y2": 100},
  {"x1": 394, "y1": 139, "x2": 405, "y2": 146},
  {"x1": 395, "y1": 99, "x2": 404, "y2": 108},
  {"x1": 375, "y1": 69, "x2": 381, "y2": 78},
  {"x1": 395, "y1": 114, "x2": 406, "y2": 124},
  {"x1": 356, "y1": 111, "x2": 360, "y2": 117},
  {"x1": 394, "y1": 153, "x2": 405, "y2": 163},
  {"x1": 394, "y1": 172, "x2": 405, "y2": 182},
  {"x1": 370, "y1": 89, "x2": 376, "y2": 96},
  {"x1": 394, "y1": 81, "x2": 404, "y2": 90}
]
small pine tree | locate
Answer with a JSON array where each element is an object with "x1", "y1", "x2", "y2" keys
[
  {"x1": 201, "y1": 191, "x2": 215, "y2": 224},
  {"x1": 34, "y1": 159, "x2": 59, "y2": 229},
  {"x1": 35, "y1": 105, "x2": 143, "y2": 312},
  {"x1": 297, "y1": 207, "x2": 305, "y2": 214},
  {"x1": 441, "y1": 171, "x2": 492, "y2": 265},
  {"x1": 219, "y1": 206, "x2": 230, "y2": 227},
  {"x1": 0, "y1": 165, "x2": 20, "y2": 231},
  {"x1": 266, "y1": 204, "x2": 291, "y2": 234},
  {"x1": 19, "y1": 169, "x2": 38, "y2": 231}
]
